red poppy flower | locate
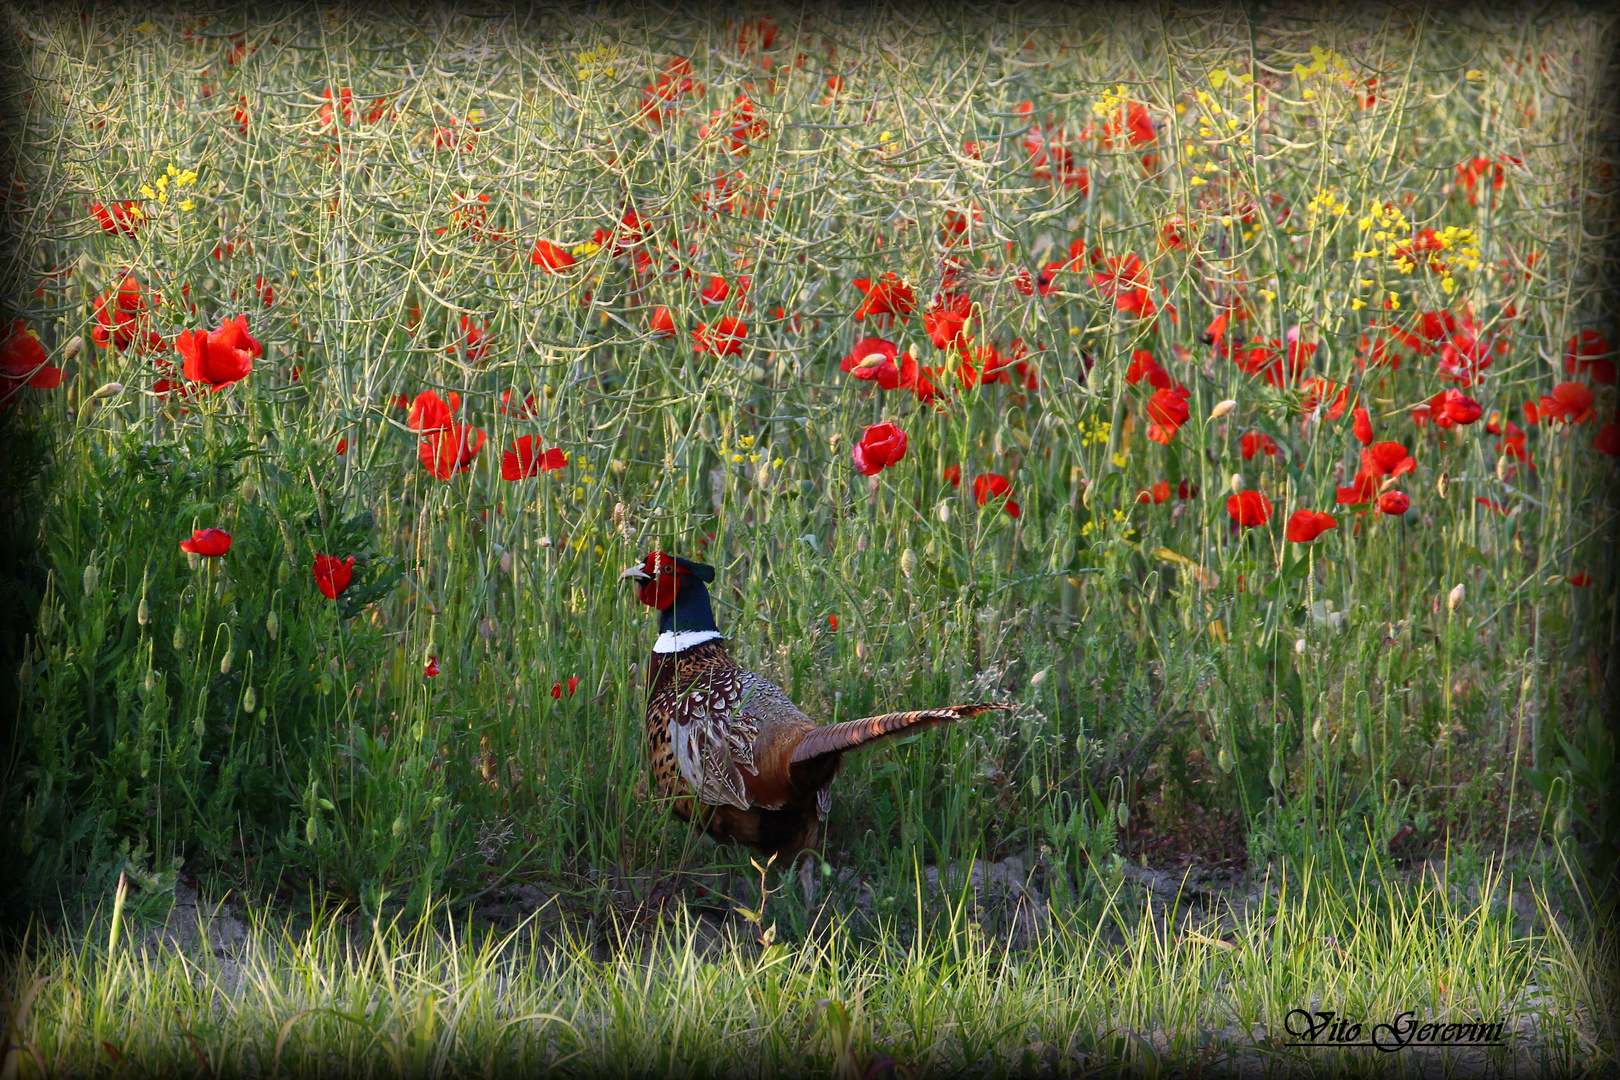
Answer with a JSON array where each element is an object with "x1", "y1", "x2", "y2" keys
[
  {"x1": 1361, "y1": 441, "x2": 1416, "y2": 478},
  {"x1": 530, "y1": 239, "x2": 576, "y2": 272},
  {"x1": 424, "y1": 656, "x2": 440, "y2": 677},
  {"x1": 943, "y1": 464, "x2": 961, "y2": 487},
  {"x1": 1539, "y1": 381, "x2": 1596, "y2": 424},
  {"x1": 851, "y1": 422, "x2": 907, "y2": 475},
  {"x1": 551, "y1": 676, "x2": 581, "y2": 699},
  {"x1": 1595, "y1": 422, "x2": 1620, "y2": 456},
  {"x1": 700, "y1": 275, "x2": 731, "y2": 305},
  {"x1": 418, "y1": 423, "x2": 486, "y2": 480},
  {"x1": 319, "y1": 87, "x2": 354, "y2": 129},
  {"x1": 313, "y1": 554, "x2": 355, "y2": 599},
  {"x1": 1377, "y1": 490, "x2": 1410, "y2": 516},
  {"x1": 1240, "y1": 432, "x2": 1279, "y2": 460},
  {"x1": 1418, "y1": 388, "x2": 1484, "y2": 429},
  {"x1": 1563, "y1": 331, "x2": 1614, "y2": 385},
  {"x1": 1299, "y1": 377, "x2": 1351, "y2": 419},
  {"x1": 852, "y1": 272, "x2": 916, "y2": 321},
  {"x1": 1137, "y1": 481, "x2": 1171, "y2": 505},
  {"x1": 1125, "y1": 349, "x2": 1171, "y2": 390},
  {"x1": 91, "y1": 275, "x2": 163, "y2": 353},
  {"x1": 1146, "y1": 384, "x2": 1192, "y2": 444},
  {"x1": 502, "y1": 436, "x2": 567, "y2": 480},
  {"x1": 500, "y1": 389, "x2": 537, "y2": 418},
  {"x1": 1285, "y1": 509, "x2": 1337, "y2": 543},
  {"x1": 1352, "y1": 406, "x2": 1374, "y2": 446},
  {"x1": 1567, "y1": 572, "x2": 1593, "y2": 588},
  {"x1": 335, "y1": 438, "x2": 348, "y2": 456},
  {"x1": 1522, "y1": 401, "x2": 1540, "y2": 427},
  {"x1": 649, "y1": 305, "x2": 677, "y2": 338},
  {"x1": 841, "y1": 337, "x2": 910, "y2": 390},
  {"x1": 177, "y1": 315, "x2": 261, "y2": 391},
  {"x1": 449, "y1": 316, "x2": 490, "y2": 363},
  {"x1": 1496, "y1": 419, "x2": 1534, "y2": 467},
  {"x1": 1336, "y1": 473, "x2": 1380, "y2": 505},
  {"x1": 1475, "y1": 497, "x2": 1509, "y2": 515},
  {"x1": 923, "y1": 292, "x2": 973, "y2": 350},
  {"x1": 1226, "y1": 490, "x2": 1271, "y2": 527},
  {"x1": 1091, "y1": 253, "x2": 1158, "y2": 318},
  {"x1": 973, "y1": 473, "x2": 1020, "y2": 517},
  {"x1": 407, "y1": 390, "x2": 460, "y2": 433},
  {"x1": 1454, "y1": 156, "x2": 1509, "y2": 207},
  {"x1": 693, "y1": 316, "x2": 747, "y2": 356},
  {"x1": 0, "y1": 322, "x2": 63, "y2": 402},
  {"x1": 91, "y1": 200, "x2": 143, "y2": 236},
  {"x1": 178, "y1": 528, "x2": 232, "y2": 557}
]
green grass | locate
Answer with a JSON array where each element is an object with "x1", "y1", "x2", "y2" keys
[
  {"x1": 0, "y1": 6, "x2": 1616, "y2": 1066},
  {"x1": 3, "y1": 861, "x2": 1613, "y2": 1078}
]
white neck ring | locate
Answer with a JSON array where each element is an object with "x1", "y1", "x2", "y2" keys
[{"x1": 652, "y1": 629, "x2": 724, "y2": 654}]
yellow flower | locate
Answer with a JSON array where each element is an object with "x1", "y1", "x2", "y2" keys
[
  {"x1": 878, "y1": 130, "x2": 892, "y2": 143},
  {"x1": 1387, "y1": 291, "x2": 1400, "y2": 310},
  {"x1": 1258, "y1": 288, "x2": 1276, "y2": 301},
  {"x1": 1350, "y1": 298, "x2": 1367, "y2": 310}
]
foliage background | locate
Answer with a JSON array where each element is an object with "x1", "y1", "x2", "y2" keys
[{"x1": 0, "y1": 3, "x2": 1616, "y2": 926}]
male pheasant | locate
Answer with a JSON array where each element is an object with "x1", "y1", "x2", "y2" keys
[{"x1": 619, "y1": 550, "x2": 1010, "y2": 900}]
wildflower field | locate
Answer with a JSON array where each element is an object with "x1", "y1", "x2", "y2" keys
[{"x1": 1, "y1": 4, "x2": 1617, "y2": 1075}]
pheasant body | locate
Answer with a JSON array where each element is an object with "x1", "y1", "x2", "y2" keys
[{"x1": 622, "y1": 551, "x2": 1009, "y2": 878}]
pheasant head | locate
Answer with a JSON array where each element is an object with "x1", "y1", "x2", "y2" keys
[{"x1": 619, "y1": 551, "x2": 722, "y2": 652}]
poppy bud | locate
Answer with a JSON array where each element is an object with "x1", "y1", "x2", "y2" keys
[
  {"x1": 242, "y1": 685, "x2": 256, "y2": 713},
  {"x1": 266, "y1": 611, "x2": 279, "y2": 640},
  {"x1": 1554, "y1": 803, "x2": 1570, "y2": 835},
  {"x1": 1217, "y1": 746, "x2": 1234, "y2": 774},
  {"x1": 1447, "y1": 583, "x2": 1465, "y2": 612},
  {"x1": 91, "y1": 381, "x2": 123, "y2": 399},
  {"x1": 39, "y1": 604, "x2": 53, "y2": 638},
  {"x1": 1294, "y1": 637, "x2": 1306, "y2": 654},
  {"x1": 1351, "y1": 728, "x2": 1367, "y2": 758},
  {"x1": 392, "y1": 815, "x2": 406, "y2": 839},
  {"x1": 1209, "y1": 399, "x2": 1237, "y2": 420},
  {"x1": 1269, "y1": 758, "x2": 1286, "y2": 792},
  {"x1": 1229, "y1": 473, "x2": 1244, "y2": 494},
  {"x1": 306, "y1": 817, "x2": 320, "y2": 845},
  {"x1": 1312, "y1": 716, "x2": 1326, "y2": 742},
  {"x1": 430, "y1": 830, "x2": 442, "y2": 858},
  {"x1": 240, "y1": 476, "x2": 256, "y2": 502},
  {"x1": 936, "y1": 500, "x2": 952, "y2": 523},
  {"x1": 143, "y1": 669, "x2": 154, "y2": 693},
  {"x1": 1030, "y1": 668, "x2": 1049, "y2": 687},
  {"x1": 18, "y1": 657, "x2": 31, "y2": 690},
  {"x1": 82, "y1": 562, "x2": 98, "y2": 597},
  {"x1": 900, "y1": 548, "x2": 917, "y2": 578},
  {"x1": 1116, "y1": 802, "x2": 1129, "y2": 828},
  {"x1": 1436, "y1": 471, "x2": 1449, "y2": 499},
  {"x1": 137, "y1": 597, "x2": 149, "y2": 626},
  {"x1": 173, "y1": 626, "x2": 185, "y2": 650},
  {"x1": 64, "y1": 335, "x2": 84, "y2": 362},
  {"x1": 220, "y1": 648, "x2": 233, "y2": 675},
  {"x1": 542, "y1": 383, "x2": 556, "y2": 399}
]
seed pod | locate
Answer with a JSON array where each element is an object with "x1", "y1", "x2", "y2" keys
[
  {"x1": 1447, "y1": 583, "x2": 1465, "y2": 612},
  {"x1": 900, "y1": 548, "x2": 918, "y2": 578},
  {"x1": 1209, "y1": 399, "x2": 1237, "y2": 420},
  {"x1": 242, "y1": 685, "x2": 256, "y2": 713},
  {"x1": 266, "y1": 611, "x2": 279, "y2": 640},
  {"x1": 1436, "y1": 471, "x2": 1450, "y2": 499},
  {"x1": 82, "y1": 562, "x2": 98, "y2": 597}
]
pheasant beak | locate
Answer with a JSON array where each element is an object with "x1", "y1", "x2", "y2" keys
[{"x1": 618, "y1": 563, "x2": 652, "y2": 583}]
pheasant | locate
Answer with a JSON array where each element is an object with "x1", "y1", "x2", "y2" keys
[{"x1": 618, "y1": 550, "x2": 1010, "y2": 900}]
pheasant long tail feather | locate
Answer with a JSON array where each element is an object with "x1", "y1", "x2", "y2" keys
[{"x1": 789, "y1": 703, "x2": 1011, "y2": 765}]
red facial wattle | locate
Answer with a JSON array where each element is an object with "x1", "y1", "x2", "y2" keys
[{"x1": 638, "y1": 551, "x2": 681, "y2": 609}]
